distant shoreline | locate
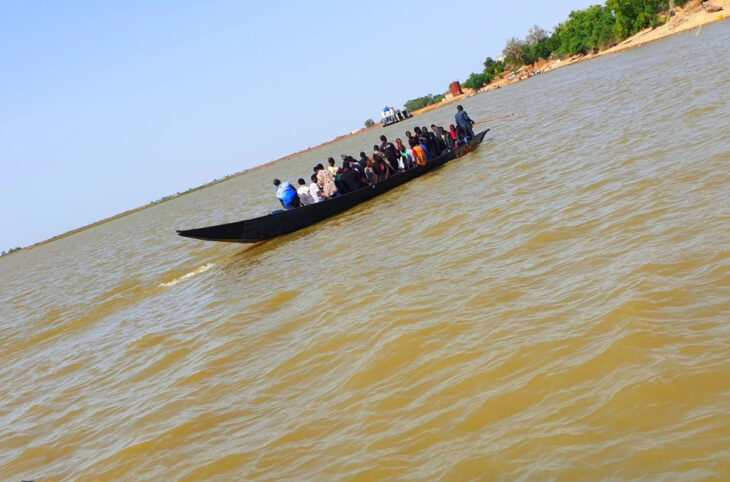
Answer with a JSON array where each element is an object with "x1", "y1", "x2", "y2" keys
[{"x1": 10, "y1": 1, "x2": 727, "y2": 255}]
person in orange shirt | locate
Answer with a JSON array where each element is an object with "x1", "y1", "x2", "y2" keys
[{"x1": 409, "y1": 137, "x2": 428, "y2": 166}]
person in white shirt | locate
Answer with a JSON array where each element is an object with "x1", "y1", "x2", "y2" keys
[
  {"x1": 309, "y1": 174, "x2": 326, "y2": 202},
  {"x1": 297, "y1": 178, "x2": 315, "y2": 205}
]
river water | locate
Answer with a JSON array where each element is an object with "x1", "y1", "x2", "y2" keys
[{"x1": 2, "y1": 22, "x2": 729, "y2": 480}]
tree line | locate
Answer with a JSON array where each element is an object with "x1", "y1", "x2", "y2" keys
[
  {"x1": 1, "y1": 247, "x2": 22, "y2": 257},
  {"x1": 462, "y1": 0, "x2": 687, "y2": 90},
  {"x1": 409, "y1": 0, "x2": 688, "y2": 102}
]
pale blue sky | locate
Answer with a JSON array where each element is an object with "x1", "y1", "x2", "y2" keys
[{"x1": 1, "y1": 0, "x2": 596, "y2": 249}]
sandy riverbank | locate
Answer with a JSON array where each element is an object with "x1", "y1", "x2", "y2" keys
[{"x1": 12, "y1": 1, "x2": 727, "y2": 254}]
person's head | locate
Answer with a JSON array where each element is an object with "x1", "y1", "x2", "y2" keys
[
  {"x1": 328, "y1": 157, "x2": 335, "y2": 166},
  {"x1": 373, "y1": 153, "x2": 382, "y2": 162},
  {"x1": 457, "y1": 105, "x2": 463, "y2": 111},
  {"x1": 395, "y1": 137, "x2": 403, "y2": 146},
  {"x1": 373, "y1": 144, "x2": 380, "y2": 152},
  {"x1": 431, "y1": 124, "x2": 437, "y2": 130},
  {"x1": 422, "y1": 126, "x2": 429, "y2": 132},
  {"x1": 315, "y1": 163, "x2": 324, "y2": 171},
  {"x1": 408, "y1": 137, "x2": 418, "y2": 148},
  {"x1": 360, "y1": 151, "x2": 368, "y2": 159},
  {"x1": 405, "y1": 130, "x2": 412, "y2": 138},
  {"x1": 273, "y1": 179, "x2": 281, "y2": 186},
  {"x1": 297, "y1": 178, "x2": 306, "y2": 185},
  {"x1": 414, "y1": 127, "x2": 422, "y2": 135},
  {"x1": 380, "y1": 135, "x2": 387, "y2": 142},
  {"x1": 450, "y1": 124, "x2": 456, "y2": 130},
  {"x1": 311, "y1": 173, "x2": 318, "y2": 183},
  {"x1": 342, "y1": 160, "x2": 350, "y2": 170}
]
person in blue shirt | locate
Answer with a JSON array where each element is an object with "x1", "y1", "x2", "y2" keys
[
  {"x1": 273, "y1": 179, "x2": 300, "y2": 210},
  {"x1": 455, "y1": 105, "x2": 475, "y2": 141}
]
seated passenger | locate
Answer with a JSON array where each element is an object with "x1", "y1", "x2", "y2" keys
[
  {"x1": 340, "y1": 160, "x2": 368, "y2": 192},
  {"x1": 315, "y1": 163, "x2": 338, "y2": 198},
  {"x1": 397, "y1": 142, "x2": 414, "y2": 170},
  {"x1": 309, "y1": 174, "x2": 326, "y2": 202},
  {"x1": 358, "y1": 151, "x2": 370, "y2": 169},
  {"x1": 346, "y1": 156, "x2": 364, "y2": 176},
  {"x1": 409, "y1": 137, "x2": 428, "y2": 166},
  {"x1": 431, "y1": 125, "x2": 449, "y2": 153},
  {"x1": 327, "y1": 157, "x2": 341, "y2": 176},
  {"x1": 297, "y1": 178, "x2": 315, "y2": 205},
  {"x1": 364, "y1": 159, "x2": 377, "y2": 185},
  {"x1": 273, "y1": 179, "x2": 300, "y2": 210},
  {"x1": 449, "y1": 124, "x2": 461, "y2": 148},
  {"x1": 414, "y1": 127, "x2": 433, "y2": 160},
  {"x1": 372, "y1": 154, "x2": 392, "y2": 182},
  {"x1": 422, "y1": 126, "x2": 442, "y2": 156}
]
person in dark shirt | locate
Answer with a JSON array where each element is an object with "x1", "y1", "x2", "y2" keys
[
  {"x1": 372, "y1": 154, "x2": 391, "y2": 182},
  {"x1": 340, "y1": 160, "x2": 369, "y2": 192},
  {"x1": 405, "y1": 130, "x2": 417, "y2": 148},
  {"x1": 358, "y1": 151, "x2": 370, "y2": 169},
  {"x1": 349, "y1": 156, "x2": 364, "y2": 176},
  {"x1": 422, "y1": 126, "x2": 442, "y2": 157},
  {"x1": 431, "y1": 124, "x2": 450, "y2": 152},
  {"x1": 414, "y1": 127, "x2": 434, "y2": 160},
  {"x1": 455, "y1": 104, "x2": 475, "y2": 140},
  {"x1": 380, "y1": 135, "x2": 399, "y2": 170}
]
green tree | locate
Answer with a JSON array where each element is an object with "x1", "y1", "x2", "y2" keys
[
  {"x1": 526, "y1": 25, "x2": 548, "y2": 45},
  {"x1": 463, "y1": 72, "x2": 492, "y2": 91},
  {"x1": 502, "y1": 37, "x2": 527, "y2": 68},
  {"x1": 364, "y1": 119, "x2": 375, "y2": 128},
  {"x1": 483, "y1": 57, "x2": 504, "y2": 77},
  {"x1": 605, "y1": 0, "x2": 683, "y2": 39},
  {"x1": 554, "y1": 5, "x2": 616, "y2": 55},
  {"x1": 403, "y1": 94, "x2": 445, "y2": 112}
]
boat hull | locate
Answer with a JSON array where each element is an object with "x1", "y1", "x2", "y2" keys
[{"x1": 177, "y1": 130, "x2": 487, "y2": 243}]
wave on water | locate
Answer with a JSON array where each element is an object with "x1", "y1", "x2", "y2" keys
[{"x1": 158, "y1": 263, "x2": 214, "y2": 288}]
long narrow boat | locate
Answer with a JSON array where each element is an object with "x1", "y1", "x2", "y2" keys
[{"x1": 177, "y1": 129, "x2": 488, "y2": 243}]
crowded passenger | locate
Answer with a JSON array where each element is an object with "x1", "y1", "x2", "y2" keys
[
  {"x1": 449, "y1": 124, "x2": 460, "y2": 148},
  {"x1": 315, "y1": 163, "x2": 338, "y2": 198},
  {"x1": 409, "y1": 137, "x2": 428, "y2": 166},
  {"x1": 364, "y1": 158, "x2": 377, "y2": 184},
  {"x1": 297, "y1": 178, "x2": 315, "y2": 205},
  {"x1": 422, "y1": 126, "x2": 442, "y2": 157},
  {"x1": 273, "y1": 179, "x2": 300, "y2": 210},
  {"x1": 398, "y1": 142, "x2": 414, "y2": 170},
  {"x1": 372, "y1": 154, "x2": 392, "y2": 182},
  {"x1": 380, "y1": 135, "x2": 399, "y2": 172},
  {"x1": 358, "y1": 151, "x2": 370, "y2": 169},
  {"x1": 327, "y1": 157, "x2": 340, "y2": 176},
  {"x1": 309, "y1": 174, "x2": 326, "y2": 202},
  {"x1": 339, "y1": 160, "x2": 370, "y2": 193},
  {"x1": 273, "y1": 103, "x2": 479, "y2": 206},
  {"x1": 414, "y1": 127, "x2": 434, "y2": 160}
]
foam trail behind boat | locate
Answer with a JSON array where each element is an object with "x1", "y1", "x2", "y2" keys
[{"x1": 159, "y1": 263, "x2": 214, "y2": 288}]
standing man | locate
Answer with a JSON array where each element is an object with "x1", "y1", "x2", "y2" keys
[{"x1": 455, "y1": 105, "x2": 475, "y2": 141}]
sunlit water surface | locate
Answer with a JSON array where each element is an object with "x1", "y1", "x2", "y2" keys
[{"x1": 2, "y1": 23, "x2": 729, "y2": 480}]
